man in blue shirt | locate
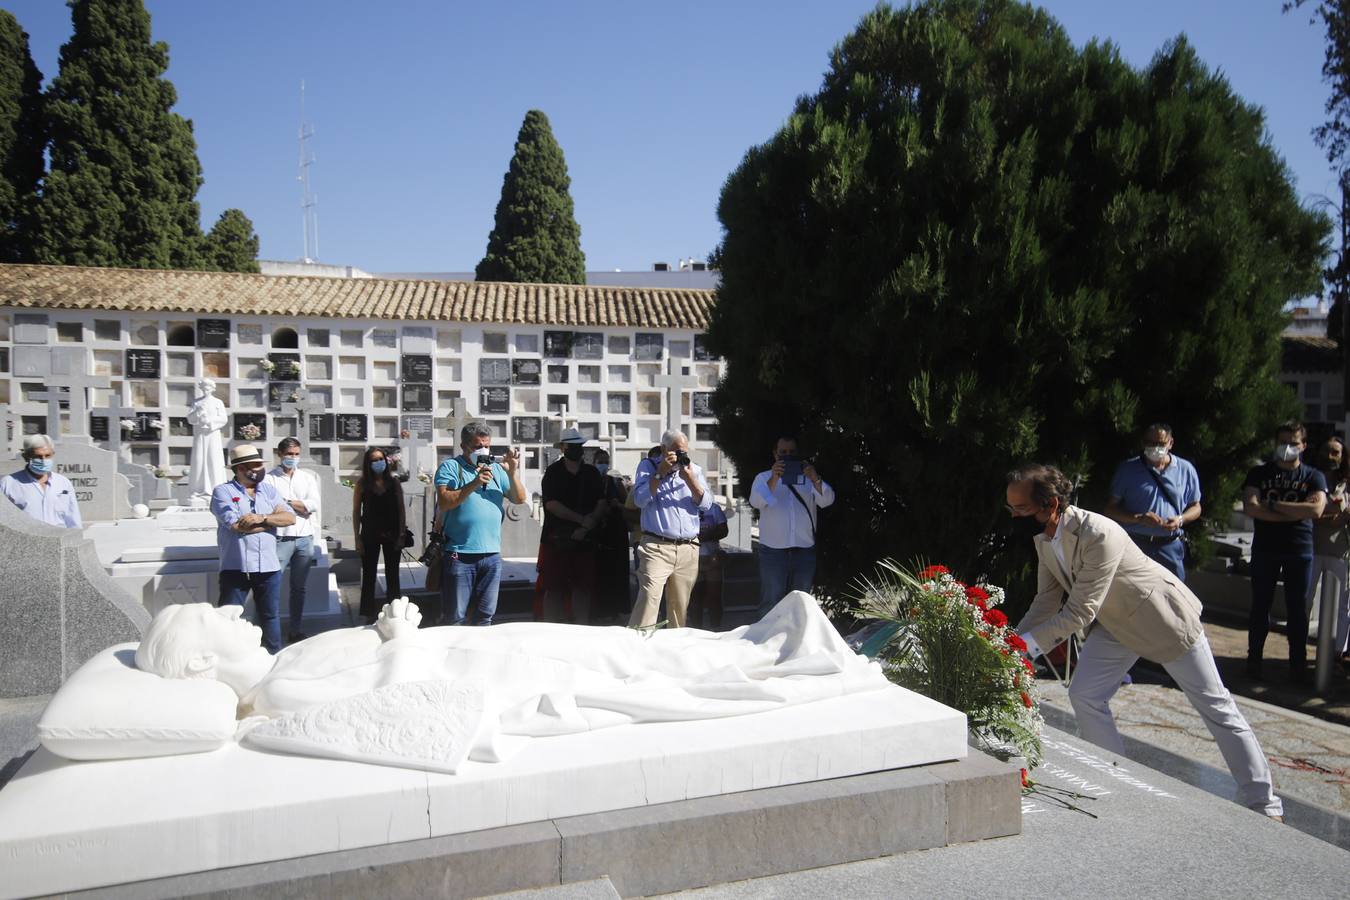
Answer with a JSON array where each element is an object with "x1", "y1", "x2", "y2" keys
[
  {"x1": 434, "y1": 422, "x2": 526, "y2": 626},
  {"x1": 0, "y1": 434, "x2": 83, "y2": 528},
  {"x1": 630, "y1": 429, "x2": 712, "y2": 628},
  {"x1": 211, "y1": 443, "x2": 296, "y2": 654},
  {"x1": 1104, "y1": 423, "x2": 1202, "y2": 580},
  {"x1": 1242, "y1": 421, "x2": 1328, "y2": 685}
]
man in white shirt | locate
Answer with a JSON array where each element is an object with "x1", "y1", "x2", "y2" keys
[
  {"x1": 263, "y1": 438, "x2": 322, "y2": 644},
  {"x1": 0, "y1": 434, "x2": 83, "y2": 529},
  {"x1": 749, "y1": 435, "x2": 834, "y2": 618}
]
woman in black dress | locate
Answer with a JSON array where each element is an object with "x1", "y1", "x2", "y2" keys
[{"x1": 353, "y1": 446, "x2": 406, "y2": 624}]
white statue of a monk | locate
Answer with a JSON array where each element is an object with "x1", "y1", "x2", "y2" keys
[{"x1": 186, "y1": 377, "x2": 229, "y2": 501}]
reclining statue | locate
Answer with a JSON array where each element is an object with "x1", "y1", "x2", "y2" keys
[{"x1": 42, "y1": 594, "x2": 888, "y2": 774}]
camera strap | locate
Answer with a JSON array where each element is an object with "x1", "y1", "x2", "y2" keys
[{"x1": 785, "y1": 482, "x2": 817, "y2": 542}]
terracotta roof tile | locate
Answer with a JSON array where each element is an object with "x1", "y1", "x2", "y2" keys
[{"x1": 0, "y1": 263, "x2": 717, "y2": 330}]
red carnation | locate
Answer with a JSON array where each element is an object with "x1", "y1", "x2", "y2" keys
[
  {"x1": 965, "y1": 585, "x2": 991, "y2": 603},
  {"x1": 231, "y1": 497, "x2": 240, "y2": 502},
  {"x1": 982, "y1": 608, "x2": 1009, "y2": 628},
  {"x1": 1020, "y1": 768, "x2": 1030, "y2": 788},
  {"x1": 1020, "y1": 691, "x2": 1033, "y2": 708},
  {"x1": 918, "y1": 564, "x2": 949, "y2": 579},
  {"x1": 1023, "y1": 658, "x2": 1035, "y2": 673},
  {"x1": 1007, "y1": 633, "x2": 1028, "y2": 653}
]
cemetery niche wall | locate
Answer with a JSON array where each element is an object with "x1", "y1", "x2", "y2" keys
[{"x1": 0, "y1": 264, "x2": 735, "y2": 497}]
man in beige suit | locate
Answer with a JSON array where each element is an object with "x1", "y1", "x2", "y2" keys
[{"x1": 1007, "y1": 464, "x2": 1283, "y2": 819}]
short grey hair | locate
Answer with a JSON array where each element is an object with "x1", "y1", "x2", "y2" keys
[
  {"x1": 21, "y1": 434, "x2": 54, "y2": 459},
  {"x1": 660, "y1": 429, "x2": 685, "y2": 450},
  {"x1": 460, "y1": 421, "x2": 492, "y2": 446}
]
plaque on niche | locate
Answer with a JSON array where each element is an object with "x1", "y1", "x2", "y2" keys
[
  {"x1": 90, "y1": 415, "x2": 109, "y2": 442},
  {"x1": 402, "y1": 383, "x2": 433, "y2": 412},
  {"x1": 128, "y1": 412, "x2": 160, "y2": 442},
  {"x1": 169, "y1": 416, "x2": 192, "y2": 437},
  {"x1": 694, "y1": 334, "x2": 715, "y2": 361},
  {"x1": 310, "y1": 413, "x2": 335, "y2": 443},
  {"x1": 634, "y1": 333, "x2": 664, "y2": 360},
  {"x1": 479, "y1": 358, "x2": 511, "y2": 386},
  {"x1": 512, "y1": 359, "x2": 541, "y2": 385},
  {"x1": 573, "y1": 332, "x2": 603, "y2": 360},
  {"x1": 401, "y1": 415, "x2": 433, "y2": 437},
  {"x1": 198, "y1": 318, "x2": 230, "y2": 349},
  {"x1": 543, "y1": 331, "x2": 573, "y2": 358},
  {"x1": 233, "y1": 413, "x2": 267, "y2": 441},
  {"x1": 267, "y1": 352, "x2": 301, "y2": 382},
  {"x1": 401, "y1": 354, "x2": 433, "y2": 383},
  {"x1": 692, "y1": 392, "x2": 715, "y2": 418},
  {"x1": 125, "y1": 349, "x2": 162, "y2": 379},
  {"x1": 336, "y1": 413, "x2": 368, "y2": 441},
  {"x1": 268, "y1": 382, "x2": 300, "y2": 412},
  {"x1": 512, "y1": 416, "x2": 542, "y2": 443},
  {"x1": 479, "y1": 386, "x2": 509, "y2": 414}
]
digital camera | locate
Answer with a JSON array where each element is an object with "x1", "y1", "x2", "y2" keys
[{"x1": 674, "y1": 449, "x2": 691, "y2": 468}]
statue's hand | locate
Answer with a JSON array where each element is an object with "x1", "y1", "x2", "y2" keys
[{"x1": 376, "y1": 597, "x2": 423, "y2": 641}]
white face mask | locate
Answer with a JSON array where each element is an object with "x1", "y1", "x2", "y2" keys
[
  {"x1": 1142, "y1": 445, "x2": 1168, "y2": 463},
  {"x1": 1275, "y1": 443, "x2": 1301, "y2": 463}
]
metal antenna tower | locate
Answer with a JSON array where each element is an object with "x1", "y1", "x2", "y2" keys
[{"x1": 298, "y1": 81, "x2": 319, "y2": 262}]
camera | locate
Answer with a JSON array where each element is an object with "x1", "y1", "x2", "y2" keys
[
  {"x1": 674, "y1": 449, "x2": 690, "y2": 468},
  {"x1": 472, "y1": 451, "x2": 501, "y2": 467}
]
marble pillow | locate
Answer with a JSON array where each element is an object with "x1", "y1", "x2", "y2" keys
[{"x1": 37, "y1": 643, "x2": 239, "y2": 761}]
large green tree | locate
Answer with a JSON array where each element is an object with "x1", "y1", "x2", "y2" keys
[
  {"x1": 203, "y1": 208, "x2": 260, "y2": 273},
  {"x1": 476, "y1": 109, "x2": 586, "y2": 284},
  {"x1": 708, "y1": 0, "x2": 1326, "y2": 596},
  {"x1": 33, "y1": 0, "x2": 205, "y2": 269},
  {"x1": 0, "y1": 11, "x2": 44, "y2": 263}
]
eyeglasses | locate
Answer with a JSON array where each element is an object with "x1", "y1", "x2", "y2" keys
[{"x1": 1005, "y1": 503, "x2": 1044, "y2": 516}]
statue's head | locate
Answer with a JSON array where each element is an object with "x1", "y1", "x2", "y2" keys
[
  {"x1": 136, "y1": 603, "x2": 269, "y2": 690},
  {"x1": 196, "y1": 377, "x2": 217, "y2": 395}
]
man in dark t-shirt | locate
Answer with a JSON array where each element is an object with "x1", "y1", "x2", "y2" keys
[
  {"x1": 538, "y1": 428, "x2": 607, "y2": 623},
  {"x1": 1242, "y1": 421, "x2": 1328, "y2": 684}
]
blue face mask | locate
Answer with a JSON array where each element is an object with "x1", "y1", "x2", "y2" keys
[
  {"x1": 370, "y1": 460, "x2": 387, "y2": 474},
  {"x1": 27, "y1": 457, "x2": 52, "y2": 475},
  {"x1": 596, "y1": 464, "x2": 609, "y2": 476},
  {"x1": 281, "y1": 456, "x2": 299, "y2": 469}
]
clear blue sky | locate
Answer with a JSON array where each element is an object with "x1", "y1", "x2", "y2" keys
[{"x1": 1, "y1": 1, "x2": 1338, "y2": 273}]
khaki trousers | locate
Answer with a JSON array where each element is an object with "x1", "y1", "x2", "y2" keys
[{"x1": 628, "y1": 536, "x2": 698, "y2": 628}]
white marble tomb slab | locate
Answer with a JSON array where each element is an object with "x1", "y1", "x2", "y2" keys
[{"x1": 0, "y1": 684, "x2": 964, "y2": 898}]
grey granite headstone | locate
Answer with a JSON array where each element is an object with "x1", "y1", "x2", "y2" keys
[
  {"x1": 52, "y1": 440, "x2": 133, "y2": 522},
  {"x1": 723, "y1": 498, "x2": 754, "y2": 553},
  {"x1": 501, "y1": 501, "x2": 542, "y2": 557},
  {"x1": 309, "y1": 463, "x2": 353, "y2": 550},
  {"x1": 0, "y1": 493, "x2": 149, "y2": 697}
]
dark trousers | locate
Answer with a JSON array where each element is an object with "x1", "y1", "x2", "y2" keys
[
  {"x1": 1249, "y1": 552, "x2": 1313, "y2": 665},
  {"x1": 1131, "y1": 534, "x2": 1186, "y2": 581},
  {"x1": 219, "y1": 569, "x2": 282, "y2": 654},
  {"x1": 360, "y1": 539, "x2": 401, "y2": 619}
]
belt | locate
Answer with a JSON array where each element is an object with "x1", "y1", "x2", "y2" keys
[
  {"x1": 643, "y1": 531, "x2": 699, "y2": 545},
  {"x1": 1132, "y1": 533, "x2": 1181, "y2": 544}
]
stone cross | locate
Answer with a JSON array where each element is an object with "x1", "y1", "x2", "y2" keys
[
  {"x1": 436, "y1": 396, "x2": 470, "y2": 449},
  {"x1": 399, "y1": 428, "x2": 430, "y2": 480},
  {"x1": 278, "y1": 388, "x2": 328, "y2": 459},
  {"x1": 0, "y1": 404, "x2": 20, "y2": 456},
  {"x1": 51, "y1": 370, "x2": 111, "y2": 439},
  {"x1": 27, "y1": 387, "x2": 69, "y2": 439},
  {"x1": 90, "y1": 399, "x2": 140, "y2": 456},
  {"x1": 653, "y1": 359, "x2": 700, "y2": 435}
]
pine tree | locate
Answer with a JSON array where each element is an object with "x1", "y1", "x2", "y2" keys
[
  {"x1": 476, "y1": 109, "x2": 586, "y2": 284},
  {"x1": 203, "y1": 208, "x2": 260, "y2": 273},
  {"x1": 33, "y1": 0, "x2": 205, "y2": 269},
  {"x1": 0, "y1": 11, "x2": 44, "y2": 263},
  {"x1": 708, "y1": 0, "x2": 1326, "y2": 598}
]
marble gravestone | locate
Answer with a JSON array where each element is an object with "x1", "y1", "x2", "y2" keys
[
  {"x1": 0, "y1": 495, "x2": 148, "y2": 696},
  {"x1": 52, "y1": 440, "x2": 134, "y2": 522}
]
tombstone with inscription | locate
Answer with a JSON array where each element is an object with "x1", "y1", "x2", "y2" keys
[
  {"x1": 573, "y1": 331, "x2": 604, "y2": 360},
  {"x1": 52, "y1": 441, "x2": 133, "y2": 522},
  {"x1": 479, "y1": 386, "x2": 510, "y2": 415},
  {"x1": 336, "y1": 414, "x2": 368, "y2": 442},
  {"x1": 512, "y1": 359, "x2": 542, "y2": 386},
  {"x1": 479, "y1": 358, "x2": 511, "y2": 386},
  {"x1": 187, "y1": 378, "x2": 229, "y2": 502},
  {"x1": 197, "y1": 318, "x2": 230, "y2": 349}
]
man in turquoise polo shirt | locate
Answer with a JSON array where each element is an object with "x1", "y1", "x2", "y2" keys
[{"x1": 434, "y1": 421, "x2": 526, "y2": 625}]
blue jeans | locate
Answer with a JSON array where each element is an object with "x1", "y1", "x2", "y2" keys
[
  {"x1": 1248, "y1": 552, "x2": 1313, "y2": 665},
  {"x1": 219, "y1": 568, "x2": 283, "y2": 654},
  {"x1": 756, "y1": 545, "x2": 816, "y2": 619},
  {"x1": 1131, "y1": 534, "x2": 1186, "y2": 581},
  {"x1": 275, "y1": 536, "x2": 316, "y2": 632},
  {"x1": 441, "y1": 551, "x2": 502, "y2": 626}
]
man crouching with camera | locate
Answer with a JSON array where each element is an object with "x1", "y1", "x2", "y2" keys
[
  {"x1": 433, "y1": 421, "x2": 526, "y2": 626},
  {"x1": 629, "y1": 429, "x2": 712, "y2": 628}
]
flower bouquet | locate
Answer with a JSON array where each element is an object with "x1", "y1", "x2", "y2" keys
[
  {"x1": 238, "y1": 422, "x2": 262, "y2": 441},
  {"x1": 849, "y1": 560, "x2": 1042, "y2": 768},
  {"x1": 118, "y1": 418, "x2": 138, "y2": 432},
  {"x1": 259, "y1": 359, "x2": 277, "y2": 375}
]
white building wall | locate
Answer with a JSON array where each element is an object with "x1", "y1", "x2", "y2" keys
[{"x1": 0, "y1": 310, "x2": 731, "y2": 498}]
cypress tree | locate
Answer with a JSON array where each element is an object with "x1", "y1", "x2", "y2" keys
[
  {"x1": 203, "y1": 208, "x2": 260, "y2": 273},
  {"x1": 33, "y1": 0, "x2": 205, "y2": 269},
  {"x1": 708, "y1": 0, "x2": 1327, "y2": 599},
  {"x1": 0, "y1": 11, "x2": 44, "y2": 263},
  {"x1": 476, "y1": 109, "x2": 586, "y2": 284}
]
